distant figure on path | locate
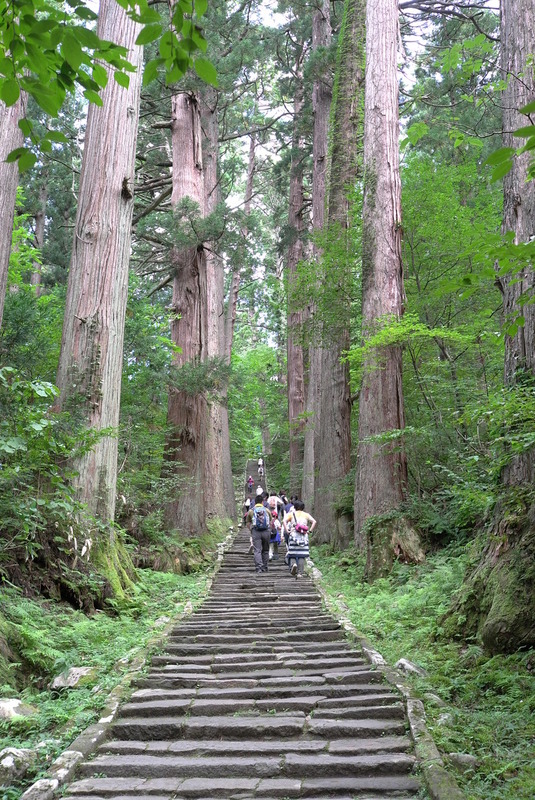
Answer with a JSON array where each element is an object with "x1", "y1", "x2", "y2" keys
[
  {"x1": 247, "y1": 475, "x2": 254, "y2": 493},
  {"x1": 258, "y1": 465, "x2": 264, "y2": 478}
]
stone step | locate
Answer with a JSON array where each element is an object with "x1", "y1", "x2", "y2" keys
[
  {"x1": 162, "y1": 640, "x2": 354, "y2": 654},
  {"x1": 150, "y1": 656, "x2": 367, "y2": 672},
  {"x1": 100, "y1": 735, "x2": 412, "y2": 757},
  {"x1": 118, "y1": 696, "x2": 404, "y2": 720},
  {"x1": 142, "y1": 666, "x2": 380, "y2": 684},
  {"x1": 110, "y1": 714, "x2": 406, "y2": 740},
  {"x1": 135, "y1": 668, "x2": 382, "y2": 688},
  {"x1": 64, "y1": 774, "x2": 419, "y2": 797},
  {"x1": 78, "y1": 751, "x2": 415, "y2": 779},
  {"x1": 129, "y1": 686, "x2": 398, "y2": 703}
]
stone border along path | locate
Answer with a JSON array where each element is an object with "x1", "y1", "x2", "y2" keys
[{"x1": 21, "y1": 523, "x2": 464, "y2": 800}]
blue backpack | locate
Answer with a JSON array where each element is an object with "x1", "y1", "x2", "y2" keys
[{"x1": 252, "y1": 505, "x2": 269, "y2": 530}]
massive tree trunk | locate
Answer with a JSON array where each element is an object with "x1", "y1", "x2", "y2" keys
[
  {"x1": 313, "y1": 0, "x2": 363, "y2": 546},
  {"x1": 287, "y1": 70, "x2": 306, "y2": 496},
  {"x1": 0, "y1": 94, "x2": 26, "y2": 328},
  {"x1": 447, "y1": 0, "x2": 535, "y2": 653},
  {"x1": 354, "y1": 0, "x2": 422, "y2": 577},
  {"x1": 302, "y1": 0, "x2": 331, "y2": 514},
  {"x1": 164, "y1": 92, "x2": 208, "y2": 535},
  {"x1": 54, "y1": 0, "x2": 142, "y2": 527},
  {"x1": 224, "y1": 133, "x2": 255, "y2": 363},
  {"x1": 203, "y1": 92, "x2": 235, "y2": 520}
]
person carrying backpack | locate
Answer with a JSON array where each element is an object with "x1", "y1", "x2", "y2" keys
[
  {"x1": 246, "y1": 497, "x2": 271, "y2": 573},
  {"x1": 283, "y1": 499, "x2": 316, "y2": 578}
]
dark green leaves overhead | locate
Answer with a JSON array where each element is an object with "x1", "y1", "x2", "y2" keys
[{"x1": 1, "y1": 0, "x2": 216, "y2": 168}]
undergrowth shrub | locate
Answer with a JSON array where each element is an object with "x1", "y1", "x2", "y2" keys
[{"x1": 311, "y1": 543, "x2": 535, "y2": 800}]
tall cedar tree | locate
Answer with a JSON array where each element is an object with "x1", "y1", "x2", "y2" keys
[
  {"x1": 313, "y1": 0, "x2": 363, "y2": 545},
  {"x1": 301, "y1": 0, "x2": 331, "y2": 512},
  {"x1": 54, "y1": 0, "x2": 142, "y2": 525},
  {"x1": 163, "y1": 91, "x2": 208, "y2": 535},
  {"x1": 448, "y1": 0, "x2": 535, "y2": 653},
  {"x1": 287, "y1": 61, "x2": 307, "y2": 496},
  {"x1": 354, "y1": 0, "x2": 423, "y2": 576},
  {"x1": 0, "y1": 95, "x2": 26, "y2": 327}
]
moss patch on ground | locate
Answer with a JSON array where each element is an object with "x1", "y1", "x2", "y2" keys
[
  {"x1": 311, "y1": 543, "x2": 535, "y2": 800},
  {"x1": 0, "y1": 564, "x2": 217, "y2": 800}
]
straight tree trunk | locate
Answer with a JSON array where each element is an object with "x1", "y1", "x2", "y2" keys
[
  {"x1": 203, "y1": 93, "x2": 235, "y2": 520},
  {"x1": 0, "y1": 95, "x2": 26, "y2": 328},
  {"x1": 224, "y1": 133, "x2": 255, "y2": 362},
  {"x1": 302, "y1": 0, "x2": 331, "y2": 513},
  {"x1": 447, "y1": 0, "x2": 535, "y2": 653},
  {"x1": 354, "y1": 0, "x2": 422, "y2": 577},
  {"x1": 287, "y1": 71, "x2": 306, "y2": 496},
  {"x1": 313, "y1": 0, "x2": 363, "y2": 545},
  {"x1": 31, "y1": 180, "x2": 47, "y2": 295},
  {"x1": 164, "y1": 92, "x2": 208, "y2": 535},
  {"x1": 54, "y1": 0, "x2": 142, "y2": 525}
]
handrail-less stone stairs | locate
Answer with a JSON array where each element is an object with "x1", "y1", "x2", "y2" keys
[{"x1": 62, "y1": 527, "x2": 421, "y2": 799}]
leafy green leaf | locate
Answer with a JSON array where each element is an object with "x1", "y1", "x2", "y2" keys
[
  {"x1": 44, "y1": 130, "x2": 68, "y2": 143},
  {"x1": 18, "y1": 149, "x2": 37, "y2": 172},
  {"x1": 519, "y1": 100, "x2": 535, "y2": 114},
  {"x1": 0, "y1": 79, "x2": 20, "y2": 105},
  {"x1": 84, "y1": 89, "x2": 103, "y2": 106},
  {"x1": 114, "y1": 71, "x2": 130, "y2": 88},
  {"x1": 92, "y1": 63, "x2": 108, "y2": 88},
  {"x1": 193, "y1": 57, "x2": 217, "y2": 86},
  {"x1": 491, "y1": 161, "x2": 513, "y2": 182},
  {"x1": 195, "y1": 0, "x2": 208, "y2": 17},
  {"x1": 74, "y1": 6, "x2": 98, "y2": 20},
  {"x1": 136, "y1": 24, "x2": 162, "y2": 46},
  {"x1": 142, "y1": 57, "x2": 162, "y2": 86},
  {"x1": 512, "y1": 125, "x2": 535, "y2": 138},
  {"x1": 484, "y1": 147, "x2": 516, "y2": 166}
]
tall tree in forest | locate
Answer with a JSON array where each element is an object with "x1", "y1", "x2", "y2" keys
[
  {"x1": 203, "y1": 89, "x2": 235, "y2": 519},
  {"x1": 313, "y1": 0, "x2": 363, "y2": 545},
  {"x1": 286, "y1": 60, "x2": 307, "y2": 496},
  {"x1": 0, "y1": 95, "x2": 26, "y2": 328},
  {"x1": 163, "y1": 90, "x2": 208, "y2": 535},
  {"x1": 354, "y1": 0, "x2": 422, "y2": 576},
  {"x1": 54, "y1": 0, "x2": 142, "y2": 524},
  {"x1": 448, "y1": 0, "x2": 535, "y2": 652},
  {"x1": 301, "y1": 0, "x2": 331, "y2": 512}
]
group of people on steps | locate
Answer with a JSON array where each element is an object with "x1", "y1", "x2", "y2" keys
[{"x1": 242, "y1": 477, "x2": 317, "y2": 577}]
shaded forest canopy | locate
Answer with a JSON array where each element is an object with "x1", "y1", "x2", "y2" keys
[{"x1": 0, "y1": 0, "x2": 534, "y2": 671}]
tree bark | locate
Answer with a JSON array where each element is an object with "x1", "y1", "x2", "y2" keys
[
  {"x1": 314, "y1": 0, "x2": 363, "y2": 545},
  {"x1": 163, "y1": 92, "x2": 208, "y2": 535},
  {"x1": 446, "y1": 0, "x2": 535, "y2": 653},
  {"x1": 0, "y1": 95, "x2": 26, "y2": 328},
  {"x1": 202, "y1": 92, "x2": 235, "y2": 520},
  {"x1": 31, "y1": 180, "x2": 47, "y2": 295},
  {"x1": 302, "y1": 0, "x2": 331, "y2": 514},
  {"x1": 54, "y1": 0, "x2": 142, "y2": 524},
  {"x1": 354, "y1": 0, "x2": 421, "y2": 577},
  {"x1": 287, "y1": 69, "x2": 306, "y2": 496},
  {"x1": 224, "y1": 133, "x2": 255, "y2": 363}
]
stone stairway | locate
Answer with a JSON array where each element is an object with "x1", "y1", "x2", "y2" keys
[
  {"x1": 245, "y1": 457, "x2": 265, "y2": 498},
  {"x1": 61, "y1": 527, "x2": 421, "y2": 800}
]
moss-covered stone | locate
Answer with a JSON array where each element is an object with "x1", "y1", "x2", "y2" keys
[{"x1": 445, "y1": 492, "x2": 535, "y2": 654}]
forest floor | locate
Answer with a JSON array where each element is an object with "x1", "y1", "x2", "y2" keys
[
  {"x1": 310, "y1": 542, "x2": 535, "y2": 800},
  {"x1": 1, "y1": 533, "x2": 533, "y2": 800}
]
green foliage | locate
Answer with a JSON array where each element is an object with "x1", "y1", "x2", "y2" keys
[
  {"x1": 170, "y1": 357, "x2": 231, "y2": 398},
  {"x1": 312, "y1": 544, "x2": 535, "y2": 800},
  {"x1": 0, "y1": 367, "x2": 86, "y2": 562},
  {"x1": 0, "y1": 565, "x2": 215, "y2": 795},
  {"x1": 0, "y1": 0, "x2": 214, "y2": 165}
]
